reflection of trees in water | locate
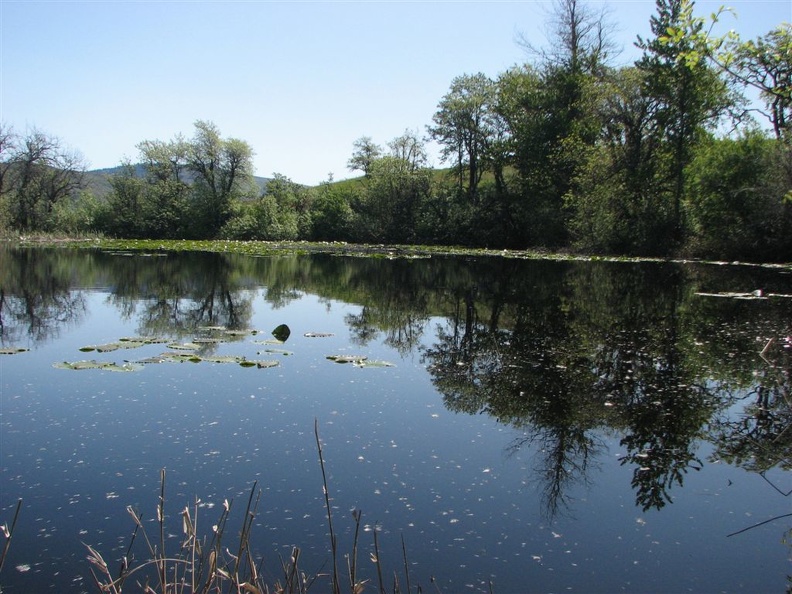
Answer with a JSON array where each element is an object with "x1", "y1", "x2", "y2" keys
[
  {"x1": 708, "y1": 341, "x2": 792, "y2": 590},
  {"x1": 342, "y1": 258, "x2": 432, "y2": 355},
  {"x1": 0, "y1": 248, "x2": 87, "y2": 345},
  {"x1": 423, "y1": 260, "x2": 792, "y2": 517},
  {"x1": 507, "y1": 423, "x2": 605, "y2": 519},
  {"x1": 103, "y1": 252, "x2": 255, "y2": 338},
  {"x1": 346, "y1": 305, "x2": 428, "y2": 355},
  {"x1": 710, "y1": 340, "x2": 791, "y2": 474},
  {"x1": 3, "y1": 247, "x2": 791, "y2": 521}
]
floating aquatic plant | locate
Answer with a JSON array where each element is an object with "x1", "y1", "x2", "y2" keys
[
  {"x1": 353, "y1": 360, "x2": 395, "y2": 368},
  {"x1": 53, "y1": 360, "x2": 143, "y2": 372},
  {"x1": 255, "y1": 360, "x2": 280, "y2": 369},
  {"x1": 252, "y1": 338, "x2": 285, "y2": 345},
  {"x1": 259, "y1": 348, "x2": 294, "y2": 356},
  {"x1": 325, "y1": 354, "x2": 394, "y2": 368},
  {"x1": 80, "y1": 337, "x2": 167, "y2": 352},
  {"x1": 119, "y1": 337, "x2": 168, "y2": 344},
  {"x1": 326, "y1": 355, "x2": 368, "y2": 364},
  {"x1": 198, "y1": 355, "x2": 245, "y2": 364},
  {"x1": 0, "y1": 348, "x2": 28, "y2": 355},
  {"x1": 166, "y1": 342, "x2": 201, "y2": 351}
]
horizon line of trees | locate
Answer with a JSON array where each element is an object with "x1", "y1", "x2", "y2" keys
[{"x1": 1, "y1": 0, "x2": 790, "y2": 262}]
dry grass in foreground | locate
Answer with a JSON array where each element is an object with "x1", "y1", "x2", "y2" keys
[{"x1": 84, "y1": 420, "x2": 445, "y2": 594}]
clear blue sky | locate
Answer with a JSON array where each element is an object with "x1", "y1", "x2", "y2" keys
[{"x1": 2, "y1": 0, "x2": 790, "y2": 186}]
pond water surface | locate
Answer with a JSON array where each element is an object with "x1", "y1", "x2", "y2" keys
[{"x1": 0, "y1": 246, "x2": 790, "y2": 593}]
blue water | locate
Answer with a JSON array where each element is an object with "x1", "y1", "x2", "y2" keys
[{"x1": 0, "y1": 250, "x2": 790, "y2": 593}]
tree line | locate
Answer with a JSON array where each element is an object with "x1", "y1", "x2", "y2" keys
[{"x1": 1, "y1": 0, "x2": 790, "y2": 261}]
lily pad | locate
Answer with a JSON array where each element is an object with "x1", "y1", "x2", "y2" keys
[
  {"x1": 158, "y1": 352, "x2": 203, "y2": 363},
  {"x1": 239, "y1": 359, "x2": 280, "y2": 368},
  {"x1": 53, "y1": 360, "x2": 143, "y2": 372},
  {"x1": 353, "y1": 360, "x2": 396, "y2": 368},
  {"x1": 104, "y1": 362, "x2": 145, "y2": 372},
  {"x1": 255, "y1": 360, "x2": 280, "y2": 369},
  {"x1": 54, "y1": 360, "x2": 106, "y2": 370},
  {"x1": 119, "y1": 337, "x2": 168, "y2": 344},
  {"x1": 167, "y1": 342, "x2": 201, "y2": 350},
  {"x1": 260, "y1": 348, "x2": 294, "y2": 356},
  {"x1": 0, "y1": 347, "x2": 29, "y2": 355},
  {"x1": 253, "y1": 339, "x2": 285, "y2": 345},
  {"x1": 272, "y1": 324, "x2": 291, "y2": 342},
  {"x1": 202, "y1": 355, "x2": 246, "y2": 364},
  {"x1": 80, "y1": 341, "x2": 147, "y2": 353},
  {"x1": 326, "y1": 355, "x2": 368, "y2": 364},
  {"x1": 222, "y1": 329, "x2": 251, "y2": 337},
  {"x1": 137, "y1": 356, "x2": 168, "y2": 364}
]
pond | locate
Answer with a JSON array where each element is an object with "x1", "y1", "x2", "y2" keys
[{"x1": 0, "y1": 246, "x2": 790, "y2": 593}]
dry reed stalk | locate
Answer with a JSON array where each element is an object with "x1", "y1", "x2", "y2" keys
[
  {"x1": 157, "y1": 468, "x2": 167, "y2": 592},
  {"x1": 348, "y1": 509, "x2": 362, "y2": 593},
  {"x1": 83, "y1": 420, "x2": 433, "y2": 594},
  {"x1": 314, "y1": 419, "x2": 341, "y2": 594},
  {"x1": 0, "y1": 498, "x2": 22, "y2": 575},
  {"x1": 372, "y1": 527, "x2": 385, "y2": 594},
  {"x1": 400, "y1": 534, "x2": 412, "y2": 594}
]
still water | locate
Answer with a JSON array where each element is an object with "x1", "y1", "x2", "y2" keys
[{"x1": 0, "y1": 246, "x2": 790, "y2": 593}]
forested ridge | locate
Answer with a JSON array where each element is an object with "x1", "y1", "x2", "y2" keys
[{"x1": 2, "y1": 0, "x2": 790, "y2": 261}]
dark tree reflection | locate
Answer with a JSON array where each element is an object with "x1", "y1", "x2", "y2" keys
[
  {"x1": 422, "y1": 259, "x2": 790, "y2": 516},
  {"x1": 710, "y1": 340, "x2": 792, "y2": 475},
  {"x1": 103, "y1": 251, "x2": 255, "y2": 338},
  {"x1": 0, "y1": 247, "x2": 87, "y2": 345},
  {"x1": 2, "y1": 246, "x2": 791, "y2": 522}
]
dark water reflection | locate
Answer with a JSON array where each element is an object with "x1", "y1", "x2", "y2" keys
[{"x1": 0, "y1": 246, "x2": 790, "y2": 593}]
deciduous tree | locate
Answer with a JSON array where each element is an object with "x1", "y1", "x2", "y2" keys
[
  {"x1": 347, "y1": 136, "x2": 382, "y2": 177},
  {"x1": 429, "y1": 73, "x2": 500, "y2": 202},
  {"x1": 3, "y1": 127, "x2": 86, "y2": 231}
]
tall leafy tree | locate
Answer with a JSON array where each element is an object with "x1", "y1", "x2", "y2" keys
[
  {"x1": 347, "y1": 136, "x2": 382, "y2": 177},
  {"x1": 511, "y1": 0, "x2": 615, "y2": 246},
  {"x1": 725, "y1": 24, "x2": 792, "y2": 142},
  {"x1": 428, "y1": 72, "x2": 499, "y2": 202},
  {"x1": 567, "y1": 66, "x2": 672, "y2": 254},
  {"x1": 135, "y1": 137, "x2": 191, "y2": 238},
  {"x1": 636, "y1": 0, "x2": 731, "y2": 244},
  {"x1": 358, "y1": 155, "x2": 431, "y2": 243},
  {"x1": 187, "y1": 120, "x2": 256, "y2": 237},
  {"x1": 387, "y1": 129, "x2": 428, "y2": 172}
]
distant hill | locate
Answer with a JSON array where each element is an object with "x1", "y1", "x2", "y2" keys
[{"x1": 84, "y1": 165, "x2": 271, "y2": 197}]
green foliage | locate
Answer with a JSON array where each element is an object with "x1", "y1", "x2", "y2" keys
[
  {"x1": 567, "y1": 67, "x2": 676, "y2": 255},
  {"x1": 347, "y1": 136, "x2": 382, "y2": 176},
  {"x1": 685, "y1": 131, "x2": 792, "y2": 260},
  {"x1": 7, "y1": 2, "x2": 791, "y2": 262},
  {"x1": 355, "y1": 156, "x2": 431, "y2": 243},
  {"x1": 221, "y1": 174, "x2": 314, "y2": 241},
  {"x1": 310, "y1": 181, "x2": 356, "y2": 241},
  {"x1": 726, "y1": 24, "x2": 792, "y2": 141},
  {"x1": 429, "y1": 72, "x2": 502, "y2": 202},
  {"x1": 0, "y1": 126, "x2": 87, "y2": 233},
  {"x1": 185, "y1": 121, "x2": 257, "y2": 237},
  {"x1": 50, "y1": 191, "x2": 101, "y2": 236},
  {"x1": 98, "y1": 122, "x2": 256, "y2": 240},
  {"x1": 636, "y1": 0, "x2": 735, "y2": 244}
]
